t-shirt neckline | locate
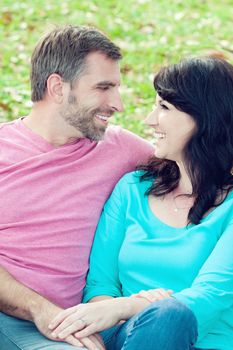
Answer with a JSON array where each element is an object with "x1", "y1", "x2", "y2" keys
[{"x1": 17, "y1": 117, "x2": 88, "y2": 152}]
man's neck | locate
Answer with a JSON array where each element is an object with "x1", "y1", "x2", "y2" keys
[{"x1": 24, "y1": 105, "x2": 84, "y2": 146}]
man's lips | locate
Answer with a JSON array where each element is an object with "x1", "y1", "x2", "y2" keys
[{"x1": 95, "y1": 113, "x2": 111, "y2": 124}]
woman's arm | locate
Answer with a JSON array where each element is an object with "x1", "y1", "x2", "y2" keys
[
  {"x1": 173, "y1": 220, "x2": 233, "y2": 341},
  {"x1": 83, "y1": 177, "x2": 128, "y2": 302}
]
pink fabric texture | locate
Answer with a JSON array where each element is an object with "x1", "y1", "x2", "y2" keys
[{"x1": 0, "y1": 118, "x2": 153, "y2": 308}]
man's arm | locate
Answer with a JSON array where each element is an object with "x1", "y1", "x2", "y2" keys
[
  {"x1": 0, "y1": 266, "x2": 84, "y2": 347},
  {"x1": 0, "y1": 265, "x2": 52, "y2": 320}
]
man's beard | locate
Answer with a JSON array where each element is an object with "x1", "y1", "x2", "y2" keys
[{"x1": 61, "y1": 93, "x2": 111, "y2": 141}]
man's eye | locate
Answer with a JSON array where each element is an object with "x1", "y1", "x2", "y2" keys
[{"x1": 98, "y1": 86, "x2": 109, "y2": 91}]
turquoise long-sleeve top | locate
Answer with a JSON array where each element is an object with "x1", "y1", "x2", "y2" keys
[{"x1": 83, "y1": 171, "x2": 233, "y2": 350}]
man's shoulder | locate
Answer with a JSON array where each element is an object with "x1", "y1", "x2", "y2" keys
[
  {"x1": 104, "y1": 125, "x2": 153, "y2": 148},
  {"x1": 0, "y1": 119, "x2": 19, "y2": 135},
  {"x1": 100, "y1": 125, "x2": 154, "y2": 166},
  {"x1": 105, "y1": 125, "x2": 138, "y2": 139},
  {"x1": 104, "y1": 125, "x2": 129, "y2": 140}
]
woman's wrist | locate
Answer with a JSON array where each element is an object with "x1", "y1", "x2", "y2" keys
[{"x1": 113, "y1": 296, "x2": 151, "y2": 320}]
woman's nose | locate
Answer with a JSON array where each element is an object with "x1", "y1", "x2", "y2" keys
[{"x1": 144, "y1": 108, "x2": 158, "y2": 126}]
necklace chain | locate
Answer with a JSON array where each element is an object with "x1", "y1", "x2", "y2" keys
[{"x1": 172, "y1": 193, "x2": 193, "y2": 212}]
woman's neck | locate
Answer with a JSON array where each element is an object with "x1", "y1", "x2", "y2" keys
[{"x1": 176, "y1": 161, "x2": 193, "y2": 195}]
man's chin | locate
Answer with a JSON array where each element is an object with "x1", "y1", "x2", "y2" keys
[{"x1": 85, "y1": 127, "x2": 107, "y2": 142}]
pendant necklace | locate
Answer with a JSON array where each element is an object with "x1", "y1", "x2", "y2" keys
[{"x1": 172, "y1": 194, "x2": 193, "y2": 212}]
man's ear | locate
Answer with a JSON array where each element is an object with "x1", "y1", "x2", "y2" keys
[{"x1": 46, "y1": 74, "x2": 65, "y2": 104}]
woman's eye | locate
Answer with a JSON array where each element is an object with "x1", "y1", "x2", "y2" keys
[{"x1": 159, "y1": 102, "x2": 169, "y2": 110}]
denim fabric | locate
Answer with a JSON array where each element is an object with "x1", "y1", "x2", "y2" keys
[
  {"x1": 0, "y1": 313, "x2": 83, "y2": 350},
  {"x1": 101, "y1": 299, "x2": 209, "y2": 350}
]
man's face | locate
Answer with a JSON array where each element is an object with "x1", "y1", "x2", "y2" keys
[{"x1": 60, "y1": 52, "x2": 123, "y2": 141}]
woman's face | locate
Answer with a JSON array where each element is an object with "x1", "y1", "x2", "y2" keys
[{"x1": 145, "y1": 94, "x2": 196, "y2": 163}]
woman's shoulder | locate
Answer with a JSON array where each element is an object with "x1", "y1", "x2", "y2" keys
[
  {"x1": 117, "y1": 170, "x2": 152, "y2": 187},
  {"x1": 114, "y1": 170, "x2": 153, "y2": 196},
  {"x1": 216, "y1": 188, "x2": 233, "y2": 209},
  {"x1": 203, "y1": 188, "x2": 233, "y2": 228}
]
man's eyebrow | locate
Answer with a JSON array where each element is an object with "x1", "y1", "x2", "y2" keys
[{"x1": 95, "y1": 81, "x2": 117, "y2": 87}]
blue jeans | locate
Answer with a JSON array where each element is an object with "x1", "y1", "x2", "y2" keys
[
  {"x1": 101, "y1": 299, "x2": 206, "y2": 350},
  {"x1": 0, "y1": 313, "x2": 84, "y2": 349}
]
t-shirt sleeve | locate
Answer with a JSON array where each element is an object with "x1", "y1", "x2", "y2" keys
[
  {"x1": 118, "y1": 128, "x2": 154, "y2": 167},
  {"x1": 83, "y1": 176, "x2": 128, "y2": 302},
  {"x1": 173, "y1": 220, "x2": 233, "y2": 340}
]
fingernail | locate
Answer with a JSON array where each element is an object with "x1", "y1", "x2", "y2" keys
[{"x1": 51, "y1": 332, "x2": 56, "y2": 337}]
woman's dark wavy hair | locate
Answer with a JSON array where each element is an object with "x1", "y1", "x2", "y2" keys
[{"x1": 139, "y1": 57, "x2": 233, "y2": 224}]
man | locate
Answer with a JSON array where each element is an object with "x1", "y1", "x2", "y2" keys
[{"x1": 0, "y1": 25, "x2": 154, "y2": 349}]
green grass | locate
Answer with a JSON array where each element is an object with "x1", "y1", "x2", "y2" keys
[{"x1": 1, "y1": 0, "x2": 233, "y2": 138}]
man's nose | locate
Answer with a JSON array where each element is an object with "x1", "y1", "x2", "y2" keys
[{"x1": 109, "y1": 90, "x2": 124, "y2": 113}]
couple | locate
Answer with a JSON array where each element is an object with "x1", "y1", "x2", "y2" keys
[{"x1": 0, "y1": 25, "x2": 232, "y2": 350}]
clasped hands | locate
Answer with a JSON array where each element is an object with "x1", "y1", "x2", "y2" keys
[{"x1": 48, "y1": 288, "x2": 173, "y2": 349}]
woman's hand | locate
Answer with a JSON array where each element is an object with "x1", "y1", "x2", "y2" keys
[
  {"x1": 131, "y1": 288, "x2": 173, "y2": 303},
  {"x1": 48, "y1": 299, "x2": 122, "y2": 341},
  {"x1": 48, "y1": 288, "x2": 173, "y2": 344}
]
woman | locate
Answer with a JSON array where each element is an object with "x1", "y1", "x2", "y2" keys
[{"x1": 49, "y1": 57, "x2": 233, "y2": 350}]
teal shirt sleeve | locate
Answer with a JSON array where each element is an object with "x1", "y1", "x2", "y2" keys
[
  {"x1": 173, "y1": 220, "x2": 233, "y2": 341},
  {"x1": 83, "y1": 176, "x2": 127, "y2": 302}
]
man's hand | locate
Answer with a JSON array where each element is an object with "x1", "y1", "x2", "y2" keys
[
  {"x1": 30, "y1": 299, "x2": 86, "y2": 348},
  {"x1": 31, "y1": 300, "x2": 106, "y2": 349},
  {"x1": 0, "y1": 267, "x2": 85, "y2": 347},
  {"x1": 74, "y1": 334, "x2": 106, "y2": 350}
]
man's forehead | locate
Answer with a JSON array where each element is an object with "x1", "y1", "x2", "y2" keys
[
  {"x1": 80, "y1": 54, "x2": 120, "y2": 86},
  {"x1": 85, "y1": 51, "x2": 119, "y2": 64},
  {"x1": 84, "y1": 52, "x2": 120, "y2": 74}
]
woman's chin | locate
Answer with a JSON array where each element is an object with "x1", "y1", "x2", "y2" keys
[{"x1": 154, "y1": 149, "x2": 165, "y2": 159}]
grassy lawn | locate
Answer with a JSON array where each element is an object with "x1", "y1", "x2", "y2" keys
[{"x1": 1, "y1": 0, "x2": 233, "y2": 138}]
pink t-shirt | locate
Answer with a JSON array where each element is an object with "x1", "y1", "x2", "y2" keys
[{"x1": 0, "y1": 118, "x2": 154, "y2": 308}]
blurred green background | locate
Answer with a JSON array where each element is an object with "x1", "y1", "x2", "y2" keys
[{"x1": 1, "y1": 0, "x2": 233, "y2": 138}]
